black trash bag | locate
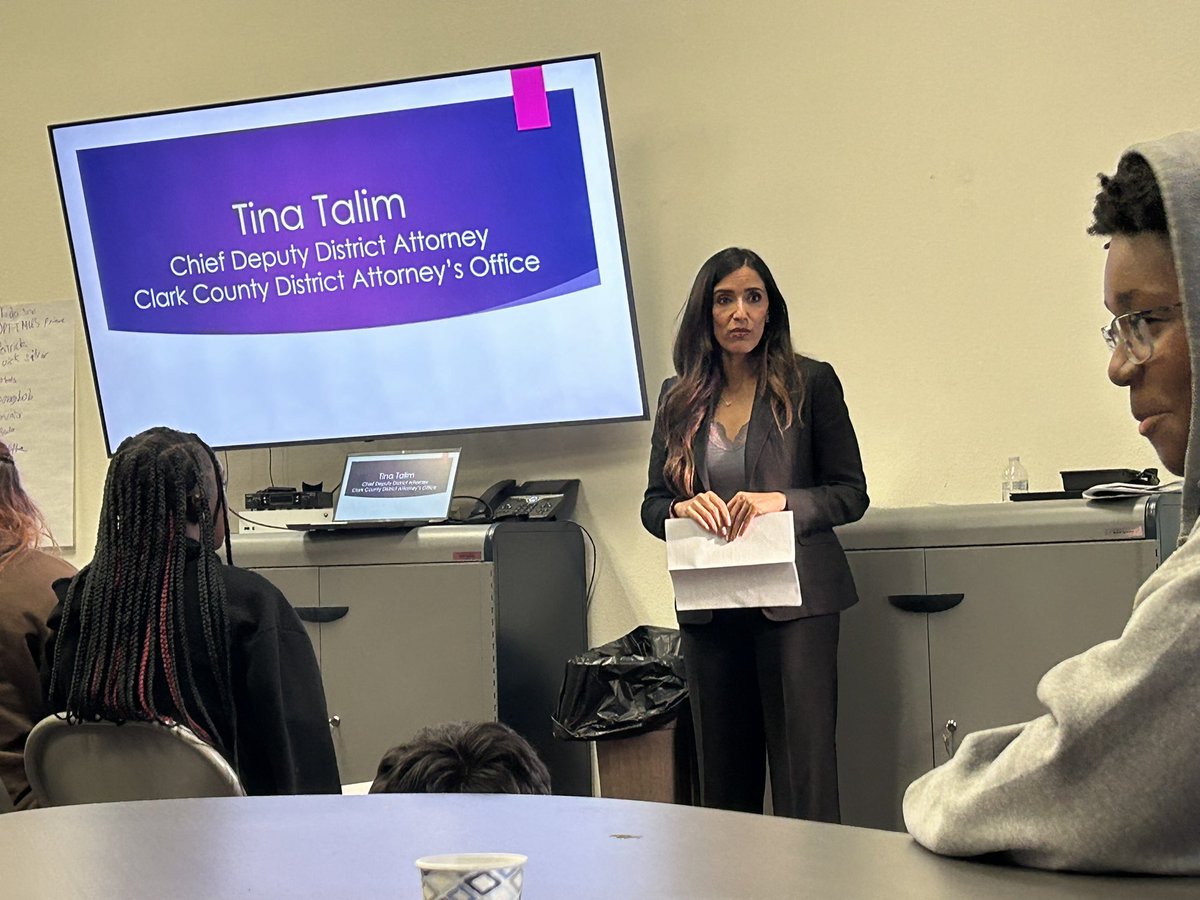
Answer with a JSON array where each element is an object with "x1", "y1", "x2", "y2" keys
[{"x1": 552, "y1": 625, "x2": 688, "y2": 741}]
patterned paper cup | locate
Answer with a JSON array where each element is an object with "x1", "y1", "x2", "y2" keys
[{"x1": 415, "y1": 853, "x2": 527, "y2": 900}]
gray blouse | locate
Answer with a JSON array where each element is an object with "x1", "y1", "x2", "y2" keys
[{"x1": 705, "y1": 419, "x2": 748, "y2": 501}]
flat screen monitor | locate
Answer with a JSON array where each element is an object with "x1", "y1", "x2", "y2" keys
[{"x1": 50, "y1": 54, "x2": 647, "y2": 452}]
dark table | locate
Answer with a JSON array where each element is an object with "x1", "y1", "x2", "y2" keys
[{"x1": 2, "y1": 794, "x2": 1197, "y2": 898}]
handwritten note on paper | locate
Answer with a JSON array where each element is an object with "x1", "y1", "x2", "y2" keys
[{"x1": 0, "y1": 302, "x2": 75, "y2": 546}]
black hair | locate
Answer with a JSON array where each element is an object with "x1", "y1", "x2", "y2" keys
[
  {"x1": 659, "y1": 247, "x2": 804, "y2": 495},
  {"x1": 369, "y1": 721, "x2": 552, "y2": 795},
  {"x1": 1089, "y1": 152, "x2": 1169, "y2": 237},
  {"x1": 49, "y1": 427, "x2": 235, "y2": 752}
]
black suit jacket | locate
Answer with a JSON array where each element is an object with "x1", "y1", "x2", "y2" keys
[{"x1": 641, "y1": 356, "x2": 868, "y2": 623}]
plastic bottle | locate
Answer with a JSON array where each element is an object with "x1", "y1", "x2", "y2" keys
[{"x1": 1001, "y1": 456, "x2": 1029, "y2": 501}]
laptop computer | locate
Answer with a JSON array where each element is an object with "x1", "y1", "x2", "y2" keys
[{"x1": 288, "y1": 448, "x2": 462, "y2": 532}]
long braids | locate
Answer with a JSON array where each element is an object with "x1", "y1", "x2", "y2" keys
[{"x1": 49, "y1": 428, "x2": 235, "y2": 755}]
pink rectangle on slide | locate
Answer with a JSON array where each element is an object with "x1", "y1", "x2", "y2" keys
[{"x1": 511, "y1": 67, "x2": 551, "y2": 130}]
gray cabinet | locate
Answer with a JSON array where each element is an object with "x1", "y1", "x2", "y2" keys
[
  {"x1": 834, "y1": 548, "x2": 930, "y2": 832},
  {"x1": 230, "y1": 521, "x2": 588, "y2": 794},
  {"x1": 835, "y1": 497, "x2": 1179, "y2": 831},
  {"x1": 321, "y1": 563, "x2": 497, "y2": 782}
]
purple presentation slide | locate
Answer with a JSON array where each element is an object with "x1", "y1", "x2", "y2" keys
[
  {"x1": 77, "y1": 91, "x2": 598, "y2": 336},
  {"x1": 52, "y1": 56, "x2": 647, "y2": 451}
]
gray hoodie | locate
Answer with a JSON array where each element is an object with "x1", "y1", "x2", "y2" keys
[{"x1": 902, "y1": 130, "x2": 1200, "y2": 874}]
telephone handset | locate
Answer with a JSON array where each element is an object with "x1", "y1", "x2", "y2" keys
[
  {"x1": 473, "y1": 479, "x2": 516, "y2": 520},
  {"x1": 473, "y1": 478, "x2": 580, "y2": 522}
]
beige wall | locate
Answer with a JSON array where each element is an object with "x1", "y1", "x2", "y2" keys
[{"x1": 2, "y1": 1, "x2": 1191, "y2": 643}]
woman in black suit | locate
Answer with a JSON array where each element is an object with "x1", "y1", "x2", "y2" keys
[{"x1": 641, "y1": 247, "x2": 868, "y2": 821}]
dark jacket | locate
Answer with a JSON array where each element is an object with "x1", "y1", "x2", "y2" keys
[
  {"x1": 44, "y1": 541, "x2": 341, "y2": 796},
  {"x1": 0, "y1": 549, "x2": 76, "y2": 809},
  {"x1": 641, "y1": 356, "x2": 868, "y2": 623}
]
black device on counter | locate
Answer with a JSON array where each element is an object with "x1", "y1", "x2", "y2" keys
[
  {"x1": 245, "y1": 485, "x2": 334, "y2": 511},
  {"x1": 1060, "y1": 468, "x2": 1159, "y2": 492},
  {"x1": 469, "y1": 479, "x2": 580, "y2": 522},
  {"x1": 1009, "y1": 467, "x2": 1161, "y2": 502}
]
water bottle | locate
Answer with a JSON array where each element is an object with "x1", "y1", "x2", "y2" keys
[{"x1": 1001, "y1": 456, "x2": 1029, "y2": 501}]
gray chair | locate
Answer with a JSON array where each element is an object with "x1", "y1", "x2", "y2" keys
[
  {"x1": 0, "y1": 784, "x2": 13, "y2": 813},
  {"x1": 24, "y1": 715, "x2": 245, "y2": 807}
]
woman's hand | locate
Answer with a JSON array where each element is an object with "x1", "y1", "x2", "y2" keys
[
  {"x1": 673, "y1": 491, "x2": 731, "y2": 537},
  {"x1": 727, "y1": 491, "x2": 787, "y2": 539}
]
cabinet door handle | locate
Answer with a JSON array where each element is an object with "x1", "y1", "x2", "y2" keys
[
  {"x1": 293, "y1": 606, "x2": 350, "y2": 623},
  {"x1": 887, "y1": 593, "x2": 964, "y2": 614}
]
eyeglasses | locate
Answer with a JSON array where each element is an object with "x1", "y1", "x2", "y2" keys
[{"x1": 1101, "y1": 303, "x2": 1183, "y2": 364}]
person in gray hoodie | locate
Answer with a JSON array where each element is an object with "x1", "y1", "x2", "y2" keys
[{"x1": 903, "y1": 129, "x2": 1200, "y2": 874}]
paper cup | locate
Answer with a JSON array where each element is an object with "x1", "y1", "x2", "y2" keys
[{"x1": 415, "y1": 853, "x2": 527, "y2": 900}]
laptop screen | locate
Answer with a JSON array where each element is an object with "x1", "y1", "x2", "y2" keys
[{"x1": 333, "y1": 449, "x2": 462, "y2": 525}]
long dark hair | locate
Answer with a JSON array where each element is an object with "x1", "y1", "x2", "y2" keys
[
  {"x1": 50, "y1": 427, "x2": 235, "y2": 751},
  {"x1": 659, "y1": 247, "x2": 804, "y2": 494},
  {"x1": 0, "y1": 441, "x2": 56, "y2": 574}
]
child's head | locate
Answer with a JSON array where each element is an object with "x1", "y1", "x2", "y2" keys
[{"x1": 370, "y1": 721, "x2": 551, "y2": 795}]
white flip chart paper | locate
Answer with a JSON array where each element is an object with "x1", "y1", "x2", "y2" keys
[{"x1": 0, "y1": 302, "x2": 76, "y2": 546}]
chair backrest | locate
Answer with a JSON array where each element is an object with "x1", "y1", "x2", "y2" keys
[
  {"x1": 24, "y1": 715, "x2": 246, "y2": 807},
  {"x1": 0, "y1": 784, "x2": 13, "y2": 813}
]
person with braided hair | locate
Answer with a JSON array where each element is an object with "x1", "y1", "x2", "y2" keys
[
  {"x1": 0, "y1": 442, "x2": 74, "y2": 809},
  {"x1": 44, "y1": 427, "x2": 340, "y2": 796}
]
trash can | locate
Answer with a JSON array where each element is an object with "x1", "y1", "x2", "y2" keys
[{"x1": 552, "y1": 625, "x2": 695, "y2": 804}]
